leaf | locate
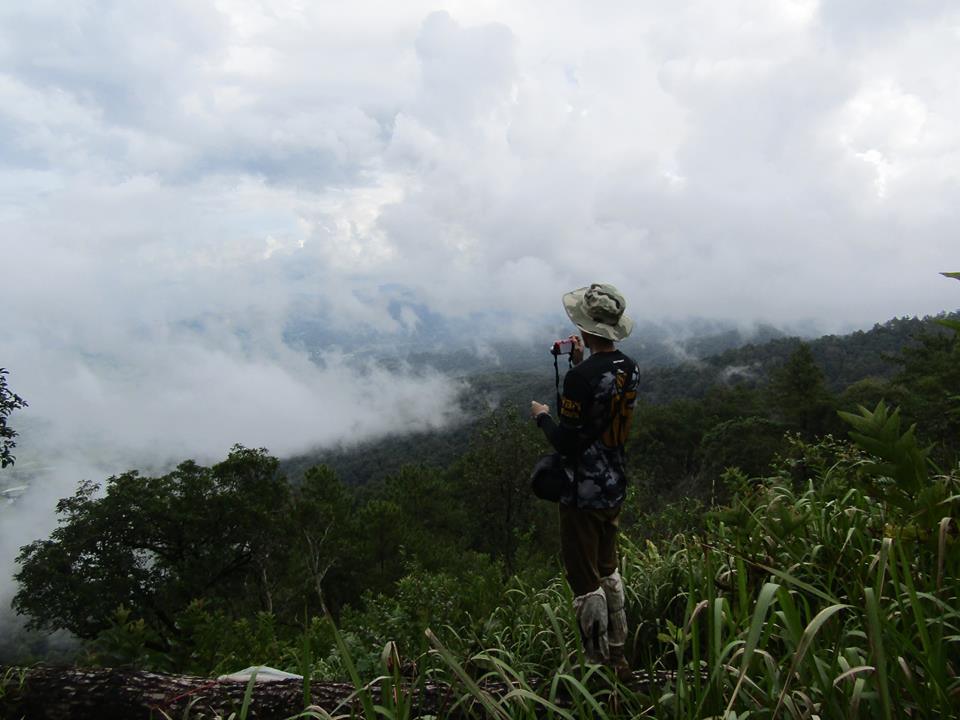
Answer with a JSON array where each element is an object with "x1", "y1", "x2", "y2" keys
[
  {"x1": 773, "y1": 604, "x2": 849, "y2": 718},
  {"x1": 864, "y1": 588, "x2": 893, "y2": 720},
  {"x1": 238, "y1": 670, "x2": 257, "y2": 720},
  {"x1": 832, "y1": 665, "x2": 875, "y2": 686},
  {"x1": 327, "y1": 614, "x2": 378, "y2": 720},
  {"x1": 724, "y1": 582, "x2": 780, "y2": 717},
  {"x1": 839, "y1": 402, "x2": 930, "y2": 501},
  {"x1": 425, "y1": 629, "x2": 510, "y2": 720}
]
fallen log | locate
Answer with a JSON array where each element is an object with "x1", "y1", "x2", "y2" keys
[
  {"x1": 1, "y1": 665, "x2": 417, "y2": 720},
  {"x1": 1, "y1": 663, "x2": 694, "y2": 719}
]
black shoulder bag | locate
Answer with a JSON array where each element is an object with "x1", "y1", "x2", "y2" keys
[{"x1": 530, "y1": 451, "x2": 574, "y2": 502}]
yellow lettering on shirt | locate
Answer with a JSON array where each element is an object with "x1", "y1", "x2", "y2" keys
[{"x1": 560, "y1": 396, "x2": 582, "y2": 419}]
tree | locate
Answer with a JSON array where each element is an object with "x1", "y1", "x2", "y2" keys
[
  {"x1": 290, "y1": 464, "x2": 359, "y2": 614},
  {"x1": 628, "y1": 399, "x2": 712, "y2": 493},
  {"x1": 893, "y1": 329, "x2": 960, "y2": 461},
  {"x1": 380, "y1": 464, "x2": 470, "y2": 571},
  {"x1": 454, "y1": 410, "x2": 550, "y2": 573},
  {"x1": 13, "y1": 446, "x2": 295, "y2": 647},
  {"x1": 1, "y1": 368, "x2": 27, "y2": 468},
  {"x1": 767, "y1": 343, "x2": 837, "y2": 436},
  {"x1": 698, "y1": 416, "x2": 786, "y2": 485},
  {"x1": 357, "y1": 498, "x2": 405, "y2": 586}
]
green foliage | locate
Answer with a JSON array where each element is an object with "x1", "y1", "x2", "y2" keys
[
  {"x1": 14, "y1": 447, "x2": 310, "y2": 643},
  {"x1": 13, "y1": 427, "x2": 960, "y2": 718},
  {"x1": 892, "y1": 329, "x2": 960, "y2": 463},
  {"x1": 839, "y1": 402, "x2": 931, "y2": 509},
  {"x1": 356, "y1": 497, "x2": 405, "y2": 586},
  {"x1": 638, "y1": 314, "x2": 948, "y2": 406},
  {"x1": 698, "y1": 416, "x2": 785, "y2": 484},
  {"x1": 630, "y1": 400, "x2": 710, "y2": 490},
  {"x1": 0, "y1": 666, "x2": 27, "y2": 701},
  {"x1": 378, "y1": 464, "x2": 471, "y2": 573},
  {"x1": 646, "y1": 438, "x2": 960, "y2": 718},
  {"x1": 335, "y1": 557, "x2": 504, "y2": 675},
  {"x1": 937, "y1": 318, "x2": 960, "y2": 334},
  {"x1": 838, "y1": 376, "x2": 908, "y2": 415},
  {"x1": 292, "y1": 463, "x2": 363, "y2": 613},
  {"x1": 82, "y1": 605, "x2": 171, "y2": 670},
  {"x1": 938, "y1": 272, "x2": 960, "y2": 333},
  {"x1": 83, "y1": 601, "x2": 337, "y2": 678},
  {"x1": 624, "y1": 491, "x2": 706, "y2": 544},
  {"x1": 0, "y1": 367, "x2": 28, "y2": 468},
  {"x1": 393, "y1": 431, "x2": 955, "y2": 718},
  {"x1": 767, "y1": 342, "x2": 838, "y2": 436},
  {"x1": 453, "y1": 409, "x2": 555, "y2": 573},
  {"x1": 301, "y1": 433, "x2": 960, "y2": 717}
]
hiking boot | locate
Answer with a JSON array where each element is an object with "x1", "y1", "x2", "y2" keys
[{"x1": 573, "y1": 587, "x2": 609, "y2": 663}]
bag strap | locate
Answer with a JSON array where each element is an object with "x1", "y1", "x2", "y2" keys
[{"x1": 553, "y1": 352, "x2": 573, "y2": 414}]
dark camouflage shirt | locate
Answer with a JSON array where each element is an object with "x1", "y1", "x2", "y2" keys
[{"x1": 537, "y1": 349, "x2": 640, "y2": 509}]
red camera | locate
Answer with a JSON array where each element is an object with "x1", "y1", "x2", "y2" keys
[{"x1": 551, "y1": 338, "x2": 575, "y2": 356}]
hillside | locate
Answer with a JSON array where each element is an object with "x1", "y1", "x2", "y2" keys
[
  {"x1": 283, "y1": 311, "x2": 958, "y2": 486},
  {"x1": 639, "y1": 313, "x2": 957, "y2": 404}
]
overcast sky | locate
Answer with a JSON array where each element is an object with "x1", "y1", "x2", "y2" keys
[{"x1": 4, "y1": 0, "x2": 960, "y2": 463}]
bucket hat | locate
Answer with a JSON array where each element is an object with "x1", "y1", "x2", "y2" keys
[{"x1": 562, "y1": 283, "x2": 634, "y2": 341}]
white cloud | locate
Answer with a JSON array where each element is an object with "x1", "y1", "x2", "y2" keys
[{"x1": 2, "y1": 1, "x2": 957, "y2": 348}]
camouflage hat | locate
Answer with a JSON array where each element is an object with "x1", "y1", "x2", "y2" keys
[{"x1": 562, "y1": 283, "x2": 634, "y2": 341}]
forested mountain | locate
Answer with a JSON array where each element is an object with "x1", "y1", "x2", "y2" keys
[
  {"x1": 288, "y1": 312, "x2": 788, "y2": 376},
  {"x1": 639, "y1": 313, "x2": 955, "y2": 403},
  {"x1": 284, "y1": 312, "x2": 958, "y2": 486}
]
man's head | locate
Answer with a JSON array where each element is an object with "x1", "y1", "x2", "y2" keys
[{"x1": 562, "y1": 283, "x2": 633, "y2": 343}]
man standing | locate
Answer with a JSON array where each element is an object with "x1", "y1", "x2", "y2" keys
[{"x1": 530, "y1": 283, "x2": 639, "y2": 677}]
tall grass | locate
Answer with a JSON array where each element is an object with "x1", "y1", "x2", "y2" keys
[
  {"x1": 352, "y1": 431, "x2": 959, "y2": 718},
  {"x1": 169, "y1": 430, "x2": 960, "y2": 719}
]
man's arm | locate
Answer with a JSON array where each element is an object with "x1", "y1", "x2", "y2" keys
[{"x1": 532, "y1": 370, "x2": 590, "y2": 458}]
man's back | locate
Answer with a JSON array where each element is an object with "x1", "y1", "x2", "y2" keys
[{"x1": 558, "y1": 349, "x2": 640, "y2": 508}]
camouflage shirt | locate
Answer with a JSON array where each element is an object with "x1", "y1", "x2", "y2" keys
[{"x1": 537, "y1": 350, "x2": 640, "y2": 509}]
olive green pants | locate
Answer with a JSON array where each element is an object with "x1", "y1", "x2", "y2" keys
[{"x1": 559, "y1": 503, "x2": 621, "y2": 596}]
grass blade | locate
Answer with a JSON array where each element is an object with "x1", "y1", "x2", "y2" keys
[
  {"x1": 239, "y1": 670, "x2": 257, "y2": 720},
  {"x1": 724, "y1": 582, "x2": 780, "y2": 717},
  {"x1": 864, "y1": 587, "x2": 892, "y2": 720},
  {"x1": 327, "y1": 613, "x2": 378, "y2": 719},
  {"x1": 425, "y1": 628, "x2": 510, "y2": 720},
  {"x1": 773, "y1": 603, "x2": 848, "y2": 718}
]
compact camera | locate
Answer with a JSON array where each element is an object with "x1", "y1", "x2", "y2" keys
[{"x1": 551, "y1": 338, "x2": 576, "y2": 356}]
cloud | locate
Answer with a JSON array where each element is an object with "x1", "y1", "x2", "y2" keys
[{"x1": 4, "y1": 2, "x2": 955, "y2": 331}]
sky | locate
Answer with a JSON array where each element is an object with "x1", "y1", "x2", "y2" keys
[{"x1": 2, "y1": 1, "x2": 960, "y2": 600}]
